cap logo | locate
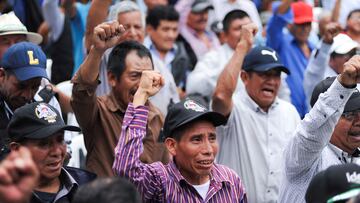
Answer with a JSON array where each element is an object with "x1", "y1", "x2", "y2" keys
[
  {"x1": 184, "y1": 100, "x2": 206, "y2": 112},
  {"x1": 261, "y1": 50, "x2": 278, "y2": 61},
  {"x1": 35, "y1": 103, "x2": 57, "y2": 123},
  {"x1": 346, "y1": 172, "x2": 360, "y2": 184},
  {"x1": 27, "y1": 51, "x2": 39, "y2": 65}
]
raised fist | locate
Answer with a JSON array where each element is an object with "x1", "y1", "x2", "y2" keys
[
  {"x1": 339, "y1": 55, "x2": 360, "y2": 87},
  {"x1": 93, "y1": 21, "x2": 127, "y2": 52}
]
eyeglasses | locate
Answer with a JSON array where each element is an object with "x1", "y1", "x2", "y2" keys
[{"x1": 342, "y1": 110, "x2": 360, "y2": 121}]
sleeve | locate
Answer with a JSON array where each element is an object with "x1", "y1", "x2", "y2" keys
[
  {"x1": 70, "y1": 72, "x2": 99, "y2": 147},
  {"x1": 42, "y1": 0, "x2": 65, "y2": 42},
  {"x1": 266, "y1": 1, "x2": 293, "y2": 51},
  {"x1": 284, "y1": 79, "x2": 355, "y2": 181},
  {"x1": 303, "y1": 41, "x2": 332, "y2": 107},
  {"x1": 112, "y1": 103, "x2": 163, "y2": 201}
]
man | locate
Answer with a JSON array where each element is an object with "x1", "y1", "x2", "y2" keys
[
  {"x1": 345, "y1": 9, "x2": 360, "y2": 44},
  {"x1": 186, "y1": 9, "x2": 252, "y2": 103},
  {"x1": 267, "y1": 0, "x2": 316, "y2": 118},
  {"x1": 7, "y1": 102, "x2": 96, "y2": 203},
  {"x1": 305, "y1": 163, "x2": 360, "y2": 203},
  {"x1": 112, "y1": 71, "x2": 247, "y2": 202},
  {"x1": 212, "y1": 23, "x2": 300, "y2": 203},
  {"x1": 0, "y1": 42, "x2": 48, "y2": 160},
  {"x1": 71, "y1": 21, "x2": 168, "y2": 177},
  {"x1": 304, "y1": 23, "x2": 358, "y2": 107},
  {"x1": 145, "y1": 5, "x2": 190, "y2": 109},
  {"x1": 279, "y1": 55, "x2": 360, "y2": 202},
  {"x1": 176, "y1": 0, "x2": 220, "y2": 66}
]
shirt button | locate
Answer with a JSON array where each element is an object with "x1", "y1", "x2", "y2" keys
[
  {"x1": 270, "y1": 171, "x2": 274, "y2": 175},
  {"x1": 267, "y1": 190, "x2": 270, "y2": 193},
  {"x1": 323, "y1": 114, "x2": 327, "y2": 118},
  {"x1": 340, "y1": 95, "x2": 344, "y2": 99}
]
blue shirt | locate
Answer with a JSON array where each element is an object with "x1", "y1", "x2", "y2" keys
[{"x1": 266, "y1": 2, "x2": 315, "y2": 118}]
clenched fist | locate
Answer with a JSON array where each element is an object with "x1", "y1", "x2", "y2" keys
[
  {"x1": 339, "y1": 55, "x2": 360, "y2": 87},
  {"x1": 133, "y1": 71, "x2": 164, "y2": 107},
  {"x1": 93, "y1": 21, "x2": 127, "y2": 53}
]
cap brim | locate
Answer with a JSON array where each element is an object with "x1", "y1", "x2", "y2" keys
[
  {"x1": 23, "y1": 124, "x2": 81, "y2": 140},
  {"x1": 333, "y1": 45, "x2": 358, "y2": 55},
  {"x1": 294, "y1": 17, "x2": 315, "y2": 24},
  {"x1": 344, "y1": 92, "x2": 360, "y2": 113},
  {"x1": 250, "y1": 63, "x2": 290, "y2": 75},
  {"x1": 192, "y1": 5, "x2": 214, "y2": 13},
  {"x1": 12, "y1": 66, "x2": 48, "y2": 81},
  {"x1": 175, "y1": 111, "x2": 227, "y2": 132},
  {"x1": 0, "y1": 31, "x2": 43, "y2": 45}
]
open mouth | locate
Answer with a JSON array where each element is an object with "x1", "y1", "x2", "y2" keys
[
  {"x1": 197, "y1": 160, "x2": 213, "y2": 169},
  {"x1": 46, "y1": 161, "x2": 61, "y2": 170},
  {"x1": 261, "y1": 88, "x2": 274, "y2": 97}
]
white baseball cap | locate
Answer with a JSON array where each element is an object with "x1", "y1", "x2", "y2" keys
[
  {"x1": 0, "y1": 12, "x2": 43, "y2": 44},
  {"x1": 330, "y1": 33, "x2": 358, "y2": 55}
]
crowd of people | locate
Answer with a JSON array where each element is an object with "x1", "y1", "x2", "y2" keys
[{"x1": 1, "y1": 0, "x2": 360, "y2": 202}]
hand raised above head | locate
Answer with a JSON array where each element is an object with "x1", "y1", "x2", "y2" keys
[
  {"x1": 92, "y1": 21, "x2": 127, "y2": 53},
  {"x1": 323, "y1": 22, "x2": 342, "y2": 44},
  {"x1": 133, "y1": 71, "x2": 164, "y2": 106},
  {"x1": 235, "y1": 23, "x2": 258, "y2": 54},
  {"x1": 339, "y1": 55, "x2": 360, "y2": 87}
]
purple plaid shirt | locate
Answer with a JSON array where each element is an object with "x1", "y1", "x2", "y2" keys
[{"x1": 113, "y1": 103, "x2": 247, "y2": 202}]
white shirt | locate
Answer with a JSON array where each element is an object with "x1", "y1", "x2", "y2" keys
[
  {"x1": 192, "y1": 180, "x2": 210, "y2": 200},
  {"x1": 279, "y1": 79, "x2": 360, "y2": 203},
  {"x1": 216, "y1": 91, "x2": 300, "y2": 203}
]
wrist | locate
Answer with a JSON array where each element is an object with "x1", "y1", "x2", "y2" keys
[
  {"x1": 133, "y1": 89, "x2": 149, "y2": 107},
  {"x1": 337, "y1": 75, "x2": 357, "y2": 89}
]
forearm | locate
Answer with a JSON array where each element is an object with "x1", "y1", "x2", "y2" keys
[
  {"x1": 331, "y1": 0, "x2": 341, "y2": 22},
  {"x1": 85, "y1": 0, "x2": 112, "y2": 52},
  {"x1": 277, "y1": 0, "x2": 292, "y2": 14},
  {"x1": 212, "y1": 50, "x2": 246, "y2": 116},
  {"x1": 78, "y1": 46, "x2": 104, "y2": 84}
]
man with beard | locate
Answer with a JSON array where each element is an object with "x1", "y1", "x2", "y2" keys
[{"x1": 71, "y1": 21, "x2": 168, "y2": 177}]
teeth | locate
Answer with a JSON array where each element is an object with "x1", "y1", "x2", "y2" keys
[{"x1": 199, "y1": 161, "x2": 212, "y2": 164}]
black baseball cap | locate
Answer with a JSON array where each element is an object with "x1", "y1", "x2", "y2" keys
[
  {"x1": 310, "y1": 77, "x2": 360, "y2": 113},
  {"x1": 163, "y1": 99, "x2": 226, "y2": 138},
  {"x1": 7, "y1": 102, "x2": 81, "y2": 141},
  {"x1": 305, "y1": 163, "x2": 360, "y2": 203},
  {"x1": 191, "y1": 0, "x2": 214, "y2": 13},
  {"x1": 243, "y1": 46, "x2": 290, "y2": 74}
]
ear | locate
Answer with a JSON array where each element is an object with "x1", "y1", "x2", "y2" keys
[
  {"x1": 107, "y1": 71, "x2": 117, "y2": 87},
  {"x1": 240, "y1": 71, "x2": 248, "y2": 84},
  {"x1": 165, "y1": 138, "x2": 177, "y2": 157},
  {"x1": 9, "y1": 142, "x2": 20, "y2": 151},
  {"x1": 0, "y1": 68, "x2": 6, "y2": 82}
]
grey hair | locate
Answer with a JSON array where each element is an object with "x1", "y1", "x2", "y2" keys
[{"x1": 108, "y1": 0, "x2": 141, "y2": 21}]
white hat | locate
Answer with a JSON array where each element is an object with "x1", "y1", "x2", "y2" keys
[
  {"x1": 330, "y1": 33, "x2": 358, "y2": 54},
  {"x1": 0, "y1": 12, "x2": 43, "y2": 44}
]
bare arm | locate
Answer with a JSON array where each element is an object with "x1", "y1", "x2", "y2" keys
[
  {"x1": 84, "y1": 0, "x2": 112, "y2": 53},
  {"x1": 331, "y1": 0, "x2": 341, "y2": 23},
  {"x1": 212, "y1": 23, "x2": 258, "y2": 116},
  {"x1": 277, "y1": 0, "x2": 293, "y2": 14}
]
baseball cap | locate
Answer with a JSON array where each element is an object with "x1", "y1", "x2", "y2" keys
[
  {"x1": 243, "y1": 46, "x2": 290, "y2": 74},
  {"x1": 191, "y1": 0, "x2": 214, "y2": 13},
  {"x1": 310, "y1": 77, "x2": 360, "y2": 113},
  {"x1": 305, "y1": 163, "x2": 360, "y2": 203},
  {"x1": 163, "y1": 99, "x2": 226, "y2": 138},
  {"x1": 0, "y1": 12, "x2": 42, "y2": 45},
  {"x1": 1, "y1": 41, "x2": 48, "y2": 81},
  {"x1": 7, "y1": 102, "x2": 81, "y2": 142},
  {"x1": 330, "y1": 33, "x2": 358, "y2": 55},
  {"x1": 291, "y1": 2, "x2": 314, "y2": 24}
]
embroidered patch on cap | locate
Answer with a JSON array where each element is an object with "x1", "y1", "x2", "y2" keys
[
  {"x1": 184, "y1": 100, "x2": 206, "y2": 112},
  {"x1": 35, "y1": 103, "x2": 57, "y2": 123}
]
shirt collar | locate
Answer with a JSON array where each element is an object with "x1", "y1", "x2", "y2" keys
[
  {"x1": 169, "y1": 161, "x2": 234, "y2": 186},
  {"x1": 104, "y1": 91, "x2": 126, "y2": 113},
  {"x1": 329, "y1": 144, "x2": 360, "y2": 160},
  {"x1": 242, "y1": 91, "x2": 279, "y2": 113}
]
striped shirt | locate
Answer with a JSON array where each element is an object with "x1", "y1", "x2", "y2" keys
[{"x1": 113, "y1": 103, "x2": 247, "y2": 202}]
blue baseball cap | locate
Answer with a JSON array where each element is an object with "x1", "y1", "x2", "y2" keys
[
  {"x1": 1, "y1": 42, "x2": 48, "y2": 81},
  {"x1": 243, "y1": 46, "x2": 290, "y2": 75}
]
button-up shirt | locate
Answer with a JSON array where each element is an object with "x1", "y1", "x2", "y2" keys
[
  {"x1": 266, "y1": 2, "x2": 315, "y2": 118},
  {"x1": 216, "y1": 91, "x2": 300, "y2": 203},
  {"x1": 113, "y1": 103, "x2": 247, "y2": 202},
  {"x1": 279, "y1": 79, "x2": 360, "y2": 203}
]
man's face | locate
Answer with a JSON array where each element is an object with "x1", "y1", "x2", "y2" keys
[
  {"x1": 329, "y1": 49, "x2": 357, "y2": 74},
  {"x1": 331, "y1": 111, "x2": 360, "y2": 153},
  {"x1": 225, "y1": 17, "x2": 252, "y2": 50},
  {"x1": 0, "y1": 34, "x2": 27, "y2": 60},
  {"x1": 347, "y1": 11, "x2": 360, "y2": 34},
  {"x1": 0, "y1": 70, "x2": 41, "y2": 110},
  {"x1": 109, "y1": 51, "x2": 153, "y2": 108},
  {"x1": 187, "y1": 10, "x2": 209, "y2": 33},
  {"x1": 118, "y1": 11, "x2": 145, "y2": 43},
  {"x1": 147, "y1": 20, "x2": 179, "y2": 54},
  {"x1": 144, "y1": 0, "x2": 167, "y2": 10},
  {"x1": 241, "y1": 69, "x2": 281, "y2": 112},
  {"x1": 167, "y1": 120, "x2": 218, "y2": 185},
  {"x1": 22, "y1": 132, "x2": 66, "y2": 182},
  {"x1": 290, "y1": 22, "x2": 312, "y2": 44}
]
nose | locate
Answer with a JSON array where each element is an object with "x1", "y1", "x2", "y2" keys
[
  {"x1": 49, "y1": 141, "x2": 65, "y2": 157},
  {"x1": 201, "y1": 140, "x2": 214, "y2": 155}
]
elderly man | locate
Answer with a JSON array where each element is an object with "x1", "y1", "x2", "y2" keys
[
  {"x1": 71, "y1": 21, "x2": 168, "y2": 177},
  {"x1": 112, "y1": 70, "x2": 247, "y2": 201},
  {"x1": 212, "y1": 22, "x2": 300, "y2": 202},
  {"x1": 267, "y1": 0, "x2": 316, "y2": 117},
  {"x1": 279, "y1": 55, "x2": 360, "y2": 202},
  {"x1": 7, "y1": 102, "x2": 96, "y2": 203}
]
